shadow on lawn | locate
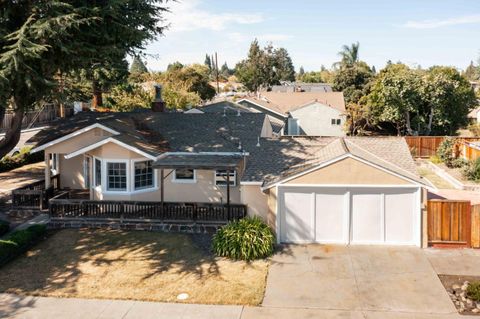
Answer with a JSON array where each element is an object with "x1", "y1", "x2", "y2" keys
[{"x1": 0, "y1": 229, "x2": 220, "y2": 297}]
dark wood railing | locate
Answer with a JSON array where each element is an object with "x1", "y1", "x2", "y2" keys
[
  {"x1": 11, "y1": 174, "x2": 60, "y2": 210},
  {"x1": 49, "y1": 199, "x2": 247, "y2": 223}
]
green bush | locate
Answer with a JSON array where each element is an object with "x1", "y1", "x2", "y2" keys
[
  {"x1": 0, "y1": 147, "x2": 43, "y2": 173},
  {"x1": 429, "y1": 155, "x2": 442, "y2": 164},
  {"x1": 451, "y1": 157, "x2": 468, "y2": 168},
  {"x1": 467, "y1": 282, "x2": 480, "y2": 301},
  {"x1": 437, "y1": 137, "x2": 456, "y2": 167},
  {"x1": 212, "y1": 217, "x2": 275, "y2": 261},
  {"x1": 0, "y1": 224, "x2": 47, "y2": 266},
  {"x1": 0, "y1": 220, "x2": 10, "y2": 237},
  {"x1": 463, "y1": 158, "x2": 480, "y2": 181}
]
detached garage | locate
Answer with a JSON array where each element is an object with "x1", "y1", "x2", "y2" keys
[{"x1": 262, "y1": 138, "x2": 430, "y2": 247}]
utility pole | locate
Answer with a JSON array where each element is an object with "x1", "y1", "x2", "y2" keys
[{"x1": 215, "y1": 52, "x2": 220, "y2": 93}]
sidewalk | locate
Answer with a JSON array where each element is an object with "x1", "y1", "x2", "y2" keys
[{"x1": 0, "y1": 293, "x2": 463, "y2": 319}]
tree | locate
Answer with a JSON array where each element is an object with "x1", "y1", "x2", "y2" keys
[
  {"x1": 130, "y1": 56, "x2": 148, "y2": 75},
  {"x1": 204, "y1": 54, "x2": 212, "y2": 71},
  {"x1": 273, "y1": 47, "x2": 295, "y2": 82},
  {"x1": 220, "y1": 62, "x2": 233, "y2": 78},
  {"x1": 235, "y1": 40, "x2": 295, "y2": 91},
  {"x1": 463, "y1": 61, "x2": 479, "y2": 81},
  {"x1": 337, "y1": 42, "x2": 360, "y2": 66},
  {"x1": 298, "y1": 66, "x2": 305, "y2": 79},
  {"x1": 332, "y1": 61, "x2": 374, "y2": 103},
  {"x1": 0, "y1": 0, "x2": 168, "y2": 158}
]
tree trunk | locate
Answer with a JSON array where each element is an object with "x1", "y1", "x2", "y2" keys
[
  {"x1": 92, "y1": 80, "x2": 103, "y2": 109},
  {"x1": 0, "y1": 105, "x2": 24, "y2": 159},
  {"x1": 426, "y1": 107, "x2": 434, "y2": 136},
  {"x1": 405, "y1": 111, "x2": 413, "y2": 136}
]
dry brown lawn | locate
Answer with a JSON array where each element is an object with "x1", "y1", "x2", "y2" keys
[{"x1": 0, "y1": 229, "x2": 269, "y2": 305}]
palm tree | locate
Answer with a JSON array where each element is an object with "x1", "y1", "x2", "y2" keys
[{"x1": 337, "y1": 42, "x2": 360, "y2": 66}]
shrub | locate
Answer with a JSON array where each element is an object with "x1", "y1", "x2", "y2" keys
[
  {"x1": 429, "y1": 155, "x2": 442, "y2": 164},
  {"x1": 437, "y1": 137, "x2": 456, "y2": 167},
  {"x1": 463, "y1": 158, "x2": 480, "y2": 181},
  {"x1": 467, "y1": 282, "x2": 480, "y2": 301},
  {"x1": 451, "y1": 157, "x2": 468, "y2": 168},
  {"x1": 212, "y1": 217, "x2": 275, "y2": 261},
  {"x1": 0, "y1": 224, "x2": 47, "y2": 266},
  {"x1": 0, "y1": 147, "x2": 43, "y2": 173},
  {"x1": 0, "y1": 220, "x2": 10, "y2": 237}
]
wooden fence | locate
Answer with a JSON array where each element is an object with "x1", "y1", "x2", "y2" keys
[
  {"x1": 460, "y1": 142, "x2": 480, "y2": 162},
  {"x1": 1, "y1": 104, "x2": 74, "y2": 132},
  {"x1": 49, "y1": 199, "x2": 247, "y2": 223},
  {"x1": 11, "y1": 174, "x2": 60, "y2": 210},
  {"x1": 405, "y1": 136, "x2": 480, "y2": 158},
  {"x1": 427, "y1": 199, "x2": 480, "y2": 248}
]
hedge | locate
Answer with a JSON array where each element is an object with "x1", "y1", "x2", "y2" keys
[
  {"x1": 0, "y1": 224, "x2": 47, "y2": 267},
  {"x1": 0, "y1": 220, "x2": 10, "y2": 237},
  {"x1": 0, "y1": 147, "x2": 44, "y2": 173}
]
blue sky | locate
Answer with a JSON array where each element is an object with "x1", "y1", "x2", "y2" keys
[{"x1": 143, "y1": 0, "x2": 480, "y2": 72}]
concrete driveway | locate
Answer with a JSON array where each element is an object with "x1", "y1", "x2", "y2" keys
[{"x1": 263, "y1": 245, "x2": 457, "y2": 317}]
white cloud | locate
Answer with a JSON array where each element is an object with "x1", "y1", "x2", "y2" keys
[
  {"x1": 165, "y1": 0, "x2": 263, "y2": 32},
  {"x1": 402, "y1": 14, "x2": 480, "y2": 29}
]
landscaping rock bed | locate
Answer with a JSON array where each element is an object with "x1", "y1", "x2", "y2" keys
[{"x1": 439, "y1": 275, "x2": 480, "y2": 315}]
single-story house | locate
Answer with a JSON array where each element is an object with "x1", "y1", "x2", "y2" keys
[
  {"x1": 237, "y1": 91, "x2": 346, "y2": 136},
  {"x1": 468, "y1": 106, "x2": 480, "y2": 123},
  {"x1": 30, "y1": 109, "x2": 431, "y2": 247},
  {"x1": 270, "y1": 82, "x2": 332, "y2": 93}
]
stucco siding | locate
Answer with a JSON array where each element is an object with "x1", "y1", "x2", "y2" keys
[
  {"x1": 47, "y1": 128, "x2": 113, "y2": 154},
  {"x1": 240, "y1": 185, "x2": 268, "y2": 220},
  {"x1": 285, "y1": 157, "x2": 414, "y2": 185},
  {"x1": 59, "y1": 155, "x2": 85, "y2": 189},
  {"x1": 267, "y1": 188, "x2": 277, "y2": 229},
  {"x1": 289, "y1": 102, "x2": 346, "y2": 136}
]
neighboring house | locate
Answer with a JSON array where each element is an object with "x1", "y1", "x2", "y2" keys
[
  {"x1": 238, "y1": 91, "x2": 346, "y2": 136},
  {"x1": 468, "y1": 105, "x2": 480, "y2": 123},
  {"x1": 30, "y1": 108, "x2": 431, "y2": 247},
  {"x1": 271, "y1": 82, "x2": 332, "y2": 93}
]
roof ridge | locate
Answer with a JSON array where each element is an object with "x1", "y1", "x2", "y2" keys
[
  {"x1": 339, "y1": 137, "x2": 349, "y2": 153},
  {"x1": 344, "y1": 139, "x2": 420, "y2": 179}
]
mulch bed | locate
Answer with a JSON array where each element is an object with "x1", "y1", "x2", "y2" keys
[{"x1": 439, "y1": 275, "x2": 480, "y2": 315}]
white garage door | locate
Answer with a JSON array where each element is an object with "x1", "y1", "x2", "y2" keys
[{"x1": 280, "y1": 187, "x2": 419, "y2": 246}]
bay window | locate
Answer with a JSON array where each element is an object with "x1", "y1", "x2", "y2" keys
[
  {"x1": 134, "y1": 160, "x2": 153, "y2": 190},
  {"x1": 107, "y1": 162, "x2": 127, "y2": 191}
]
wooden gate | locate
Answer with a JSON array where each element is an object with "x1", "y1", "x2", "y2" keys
[{"x1": 427, "y1": 200, "x2": 471, "y2": 248}]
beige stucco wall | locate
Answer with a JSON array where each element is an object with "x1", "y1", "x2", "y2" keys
[
  {"x1": 240, "y1": 185, "x2": 268, "y2": 220},
  {"x1": 47, "y1": 128, "x2": 113, "y2": 154},
  {"x1": 285, "y1": 157, "x2": 414, "y2": 185},
  {"x1": 88, "y1": 142, "x2": 139, "y2": 159},
  {"x1": 58, "y1": 154, "x2": 85, "y2": 189},
  {"x1": 266, "y1": 187, "x2": 277, "y2": 229}
]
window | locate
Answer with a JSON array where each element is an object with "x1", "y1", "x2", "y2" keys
[
  {"x1": 331, "y1": 118, "x2": 342, "y2": 125},
  {"x1": 288, "y1": 118, "x2": 299, "y2": 135},
  {"x1": 134, "y1": 161, "x2": 153, "y2": 190},
  {"x1": 107, "y1": 162, "x2": 127, "y2": 191},
  {"x1": 94, "y1": 158, "x2": 102, "y2": 187},
  {"x1": 83, "y1": 156, "x2": 91, "y2": 188},
  {"x1": 173, "y1": 169, "x2": 196, "y2": 183},
  {"x1": 215, "y1": 170, "x2": 236, "y2": 187}
]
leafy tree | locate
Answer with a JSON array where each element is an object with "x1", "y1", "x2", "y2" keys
[
  {"x1": 204, "y1": 54, "x2": 212, "y2": 71},
  {"x1": 298, "y1": 66, "x2": 305, "y2": 79},
  {"x1": 167, "y1": 61, "x2": 184, "y2": 71},
  {"x1": 367, "y1": 64, "x2": 423, "y2": 135},
  {"x1": 332, "y1": 62, "x2": 374, "y2": 103},
  {"x1": 235, "y1": 40, "x2": 295, "y2": 91},
  {"x1": 130, "y1": 56, "x2": 148, "y2": 75},
  {"x1": 104, "y1": 83, "x2": 152, "y2": 111},
  {"x1": 0, "y1": 0, "x2": 168, "y2": 158},
  {"x1": 220, "y1": 62, "x2": 233, "y2": 78},
  {"x1": 273, "y1": 47, "x2": 295, "y2": 82},
  {"x1": 337, "y1": 42, "x2": 360, "y2": 66},
  {"x1": 300, "y1": 71, "x2": 323, "y2": 83},
  {"x1": 463, "y1": 61, "x2": 479, "y2": 81}
]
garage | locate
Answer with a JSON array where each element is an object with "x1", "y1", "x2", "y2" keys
[{"x1": 279, "y1": 186, "x2": 421, "y2": 246}]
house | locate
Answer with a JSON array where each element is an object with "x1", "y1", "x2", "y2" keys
[
  {"x1": 29, "y1": 107, "x2": 431, "y2": 247},
  {"x1": 238, "y1": 91, "x2": 346, "y2": 136},
  {"x1": 468, "y1": 106, "x2": 480, "y2": 123},
  {"x1": 270, "y1": 82, "x2": 332, "y2": 93}
]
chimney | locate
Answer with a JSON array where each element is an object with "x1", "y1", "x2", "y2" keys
[{"x1": 151, "y1": 84, "x2": 165, "y2": 112}]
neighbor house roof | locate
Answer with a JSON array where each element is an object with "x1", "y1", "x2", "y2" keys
[{"x1": 240, "y1": 91, "x2": 346, "y2": 116}]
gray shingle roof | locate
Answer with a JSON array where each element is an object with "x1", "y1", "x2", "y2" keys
[{"x1": 153, "y1": 154, "x2": 243, "y2": 170}]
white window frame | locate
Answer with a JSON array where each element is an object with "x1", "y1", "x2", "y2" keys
[
  {"x1": 172, "y1": 169, "x2": 197, "y2": 184},
  {"x1": 103, "y1": 159, "x2": 129, "y2": 193},
  {"x1": 132, "y1": 158, "x2": 158, "y2": 193},
  {"x1": 215, "y1": 170, "x2": 237, "y2": 187},
  {"x1": 83, "y1": 155, "x2": 91, "y2": 189}
]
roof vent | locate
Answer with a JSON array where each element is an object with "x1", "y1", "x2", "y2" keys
[
  {"x1": 237, "y1": 109, "x2": 241, "y2": 117},
  {"x1": 223, "y1": 108, "x2": 227, "y2": 117},
  {"x1": 256, "y1": 136, "x2": 261, "y2": 147},
  {"x1": 238, "y1": 141, "x2": 242, "y2": 150}
]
